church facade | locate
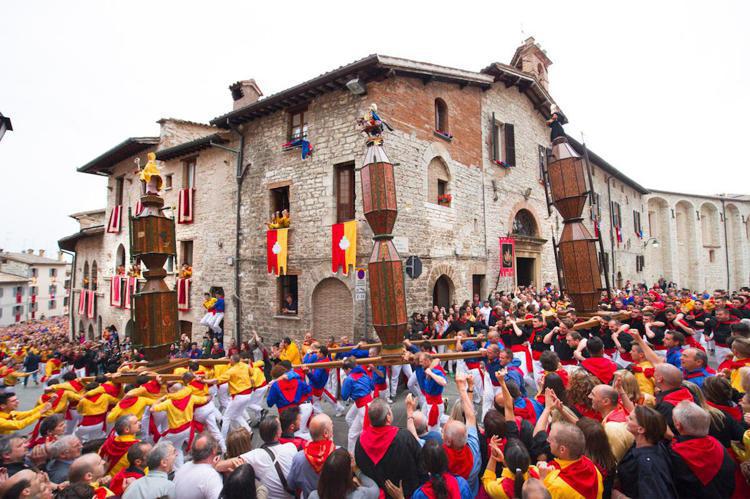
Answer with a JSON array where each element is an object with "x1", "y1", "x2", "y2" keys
[{"x1": 61, "y1": 38, "x2": 750, "y2": 343}]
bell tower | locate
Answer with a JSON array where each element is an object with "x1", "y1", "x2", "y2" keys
[{"x1": 511, "y1": 37, "x2": 552, "y2": 90}]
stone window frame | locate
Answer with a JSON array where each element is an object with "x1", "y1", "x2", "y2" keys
[
  {"x1": 277, "y1": 273, "x2": 299, "y2": 317},
  {"x1": 114, "y1": 176, "x2": 125, "y2": 206},
  {"x1": 334, "y1": 162, "x2": 356, "y2": 223},
  {"x1": 434, "y1": 98, "x2": 450, "y2": 138},
  {"x1": 269, "y1": 181, "x2": 292, "y2": 220},
  {"x1": 427, "y1": 156, "x2": 451, "y2": 206}
]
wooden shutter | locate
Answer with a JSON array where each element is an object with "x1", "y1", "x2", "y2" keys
[
  {"x1": 504, "y1": 123, "x2": 516, "y2": 166},
  {"x1": 491, "y1": 113, "x2": 499, "y2": 162},
  {"x1": 335, "y1": 163, "x2": 355, "y2": 222},
  {"x1": 537, "y1": 145, "x2": 546, "y2": 180}
]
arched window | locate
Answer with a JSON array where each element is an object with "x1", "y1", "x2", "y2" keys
[
  {"x1": 115, "y1": 244, "x2": 126, "y2": 275},
  {"x1": 82, "y1": 261, "x2": 90, "y2": 289},
  {"x1": 91, "y1": 261, "x2": 98, "y2": 291},
  {"x1": 434, "y1": 99, "x2": 448, "y2": 134},
  {"x1": 427, "y1": 157, "x2": 451, "y2": 206},
  {"x1": 512, "y1": 209, "x2": 538, "y2": 237}
]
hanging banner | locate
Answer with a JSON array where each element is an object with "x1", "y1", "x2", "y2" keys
[
  {"x1": 267, "y1": 228, "x2": 289, "y2": 275},
  {"x1": 499, "y1": 237, "x2": 515, "y2": 277},
  {"x1": 331, "y1": 220, "x2": 357, "y2": 275}
]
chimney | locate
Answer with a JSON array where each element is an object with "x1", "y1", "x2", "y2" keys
[
  {"x1": 58, "y1": 250, "x2": 64, "y2": 261},
  {"x1": 27, "y1": 249, "x2": 34, "y2": 254},
  {"x1": 230, "y1": 79, "x2": 263, "y2": 110},
  {"x1": 38, "y1": 249, "x2": 45, "y2": 257}
]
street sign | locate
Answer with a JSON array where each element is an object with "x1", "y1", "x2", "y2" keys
[{"x1": 405, "y1": 255, "x2": 422, "y2": 279}]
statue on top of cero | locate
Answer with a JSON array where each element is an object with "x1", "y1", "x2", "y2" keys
[{"x1": 356, "y1": 103, "x2": 394, "y2": 147}]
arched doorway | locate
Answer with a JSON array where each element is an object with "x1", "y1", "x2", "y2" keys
[
  {"x1": 726, "y1": 204, "x2": 746, "y2": 290},
  {"x1": 125, "y1": 319, "x2": 135, "y2": 339},
  {"x1": 91, "y1": 261, "x2": 98, "y2": 291},
  {"x1": 433, "y1": 275, "x2": 454, "y2": 310},
  {"x1": 510, "y1": 208, "x2": 544, "y2": 288},
  {"x1": 312, "y1": 278, "x2": 353, "y2": 341},
  {"x1": 87, "y1": 324, "x2": 94, "y2": 340},
  {"x1": 675, "y1": 200, "x2": 698, "y2": 289},
  {"x1": 82, "y1": 261, "x2": 90, "y2": 289},
  {"x1": 97, "y1": 316, "x2": 102, "y2": 338},
  {"x1": 646, "y1": 197, "x2": 674, "y2": 282},
  {"x1": 78, "y1": 320, "x2": 84, "y2": 335}
]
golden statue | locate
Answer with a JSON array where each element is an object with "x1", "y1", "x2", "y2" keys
[{"x1": 139, "y1": 152, "x2": 162, "y2": 194}]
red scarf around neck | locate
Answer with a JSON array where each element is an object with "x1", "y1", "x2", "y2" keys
[
  {"x1": 359, "y1": 425, "x2": 398, "y2": 465},
  {"x1": 671, "y1": 436, "x2": 725, "y2": 486},
  {"x1": 660, "y1": 387, "x2": 694, "y2": 407},
  {"x1": 304, "y1": 439, "x2": 335, "y2": 474},
  {"x1": 443, "y1": 444, "x2": 474, "y2": 479}
]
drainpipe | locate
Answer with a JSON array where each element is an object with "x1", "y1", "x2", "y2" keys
[
  {"x1": 213, "y1": 121, "x2": 247, "y2": 345},
  {"x1": 606, "y1": 176, "x2": 616, "y2": 288},
  {"x1": 61, "y1": 249, "x2": 76, "y2": 340},
  {"x1": 720, "y1": 196, "x2": 730, "y2": 290}
]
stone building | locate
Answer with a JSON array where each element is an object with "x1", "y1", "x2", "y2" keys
[
  {"x1": 59, "y1": 121, "x2": 238, "y2": 341},
  {"x1": 0, "y1": 250, "x2": 70, "y2": 325},
  {"x1": 60, "y1": 37, "x2": 750, "y2": 344}
]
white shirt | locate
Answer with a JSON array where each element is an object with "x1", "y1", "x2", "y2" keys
[
  {"x1": 173, "y1": 461, "x2": 223, "y2": 499},
  {"x1": 242, "y1": 442, "x2": 298, "y2": 499},
  {"x1": 479, "y1": 306, "x2": 492, "y2": 324}
]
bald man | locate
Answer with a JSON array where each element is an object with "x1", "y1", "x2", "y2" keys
[
  {"x1": 68, "y1": 452, "x2": 112, "y2": 497},
  {"x1": 654, "y1": 363, "x2": 694, "y2": 434},
  {"x1": 590, "y1": 385, "x2": 627, "y2": 423},
  {"x1": 287, "y1": 414, "x2": 335, "y2": 498},
  {"x1": 0, "y1": 469, "x2": 51, "y2": 499}
]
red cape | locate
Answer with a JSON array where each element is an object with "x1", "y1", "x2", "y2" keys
[
  {"x1": 671, "y1": 436, "x2": 725, "y2": 486},
  {"x1": 99, "y1": 434, "x2": 138, "y2": 474},
  {"x1": 661, "y1": 387, "x2": 694, "y2": 407},
  {"x1": 419, "y1": 473, "x2": 461, "y2": 499},
  {"x1": 444, "y1": 444, "x2": 474, "y2": 479},
  {"x1": 553, "y1": 456, "x2": 601, "y2": 499}
]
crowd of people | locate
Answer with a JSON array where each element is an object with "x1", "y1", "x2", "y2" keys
[{"x1": 1, "y1": 282, "x2": 750, "y2": 498}]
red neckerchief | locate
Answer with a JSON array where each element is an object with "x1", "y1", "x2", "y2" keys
[
  {"x1": 420, "y1": 473, "x2": 461, "y2": 499},
  {"x1": 581, "y1": 357, "x2": 617, "y2": 384},
  {"x1": 359, "y1": 425, "x2": 398, "y2": 465},
  {"x1": 706, "y1": 400, "x2": 743, "y2": 422},
  {"x1": 660, "y1": 387, "x2": 694, "y2": 407},
  {"x1": 171, "y1": 394, "x2": 191, "y2": 411},
  {"x1": 574, "y1": 402, "x2": 602, "y2": 421},
  {"x1": 718, "y1": 357, "x2": 750, "y2": 371},
  {"x1": 443, "y1": 444, "x2": 474, "y2": 479},
  {"x1": 550, "y1": 456, "x2": 601, "y2": 499},
  {"x1": 671, "y1": 436, "x2": 725, "y2": 486},
  {"x1": 630, "y1": 364, "x2": 655, "y2": 378},
  {"x1": 303, "y1": 439, "x2": 335, "y2": 474},
  {"x1": 142, "y1": 379, "x2": 161, "y2": 395},
  {"x1": 118, "y1": 396, "x2": 139, "y2": 410}
]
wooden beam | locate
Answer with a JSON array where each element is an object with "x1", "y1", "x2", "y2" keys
[{"x1": 293, "y1": 350, "x2": 486, "y2": 370}]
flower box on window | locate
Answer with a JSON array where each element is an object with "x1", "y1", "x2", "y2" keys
[{"x1": 437, "y1": 193, "x2": 453, "y2": 206}]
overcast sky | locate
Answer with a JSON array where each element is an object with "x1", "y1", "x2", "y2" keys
[{"x1": 1, "y1": 0, "x2": 748, "y2": 255}]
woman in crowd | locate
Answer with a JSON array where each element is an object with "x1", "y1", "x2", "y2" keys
[{"x1": 309, "y1": 448, "x2": 379, "y2": 499}]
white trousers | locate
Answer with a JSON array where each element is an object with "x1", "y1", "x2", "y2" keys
[
  {"x1": 390, "y1": 363, "x2": 413, "y2": 399},
  {"x1": 406, "y1": 371, "x2": 425, "y2": 408},
  {"x1": 194, "y1": 403, "x2": 225, "y2": 452},
  {"x1": 76, "y1": 423, "x2": 106, "y2": 443},
  {"x1": 75, "y1": 368, "x2": 86, "y2": 378},
  {"x1": 295, "y1": 402, "x2": 314, "y2": 440},
  {"x1": 456, "y1": 361, "x2": 483, "y2": 405},
  {"x1": 346, "y1": 404, "x2": 367, "y2": 454},
  {"x1": 161, "y1": 427, "x2": 191, "y2": 469},
  {"x1": 221, "y1": 393, "x2": 253, "y2": 440},
  {"x1": 200, "y1": 312, "x2": 214, "y2": 327},
  {"x1": 715, "y1": 345, "x2": 733, "y2": 364},
  {"x1": 65, "y1": 409, "x2": 81, "y2": 434},
  {"x1": 312, "y1": 388, "x2": 344, "y2": 414},
  {"x1": 481, "y1": 372, "x2": 503, "y2": 421},
  {"x1": 247, "y1": 385, "x2": 269, "y2": 420},
  {"x1": 217, "y1": 383, "x2": 231, "y2": 412},
  {"x1": 210, "y1": 313, "x2": 225, "y2": 333}
]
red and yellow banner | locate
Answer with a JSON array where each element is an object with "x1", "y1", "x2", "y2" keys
[
  {"x1": 332, "y1": 221, "x2": 357, "y2": 275},
  {"x1": 267, "y1": 228, "x2": 288, "y2": 275}
]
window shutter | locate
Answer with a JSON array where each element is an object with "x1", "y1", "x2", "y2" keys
[
  {"x1": 491, "y1": 113, "x2": 498, "y2": 162},
  {"x1": 538, "y1": 145, "x2": 546, "y2": 180},
  {"x1": 504, "y1": 123, "x2": 516, "y2": 166}
]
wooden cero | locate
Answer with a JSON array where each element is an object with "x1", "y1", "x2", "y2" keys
[
  {"x1": 547, "y1": 137, "x2": 603, "y2": 313},
  {"x1": 129, "y1": 190, "x2": 179, "y2": 363}
]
